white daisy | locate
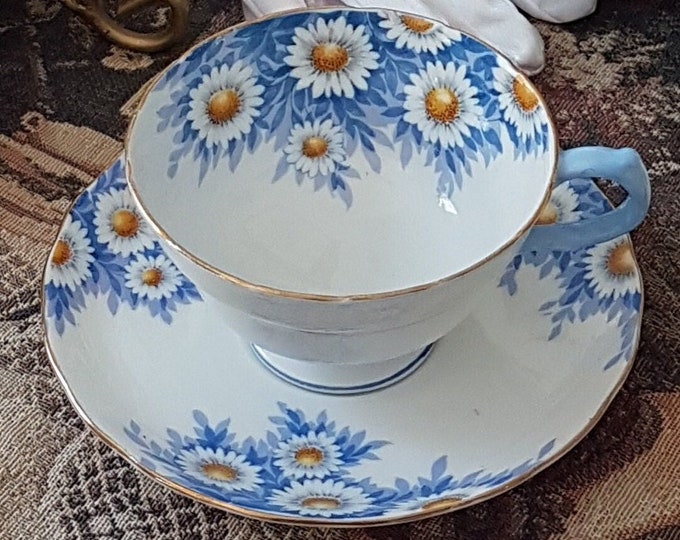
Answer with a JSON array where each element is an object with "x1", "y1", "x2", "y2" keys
[
  {"x1": 273, "y1": 431, "x2": 342, "y2": 479},
  {"x1": 175, "y1": 446, "x2": 263, "y2": 492},
  {"x1": 582, "y1": 236, "x2": 639, "y2": 300},
  {"x1": 284, "y1": 119, "x2": 346, "y2": 177},
  {"x1": 268, "y1": 478, "x2": 372, "y2": 517},
  {"x1": 93, "y1": 187, "x2": 155, "y2": 257},
  {"x1": 124, "y1": 253, "x2": 181, "y2": 300},
  {"x1": 378, "y1": 11, "x2": 461, "y2": 54},
  {"x1": 49, "y1": 214, "x2": 94, "y2": 291},
  {"x1": 535, "y1": 183, "x2": 581, "y2": 225},
  {"x1": 391, "y1": 489, "x2": 468, "y2": 514},
  {"x1": 285, "y1": 16, "x2": 380, "y2": 99},
  {"x1": 403, "y1": 61, "x2": 483, "y2": 148},
  {"x1": 493, "y1": 67, "x2": 544, "y2": 140},
  {"x1": 186, "y1": 61, "x2": 265, "y2": 148}
]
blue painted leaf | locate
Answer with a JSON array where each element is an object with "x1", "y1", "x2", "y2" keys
[
  {"x1": 484, "y1": 129, "x2": 503, "y2": 153},
  {"x1": 538, "y1": 261, "x2": 554, "y2": 279},
  {"x1": 359, "y1": 131, "x2": 375, "y2": 153},
  {"x1": 386, "y1": 60, "x2": 398, "y2": 92},
  {"x1": 413, "y1": 127, "x2": 422, "y2": 146},
  {"x1": 632, "y1": 293, "x2": 641, "y2": 311},
  {"x1": 330, "y1": 173, "x2": 345, "y2": 191},
  {"x1": 62, "y1": 306, "x2": 76, "y2": 325},
  {"x1": 430, "y1": 455, "x2": 447, "y2": 480},
  {"x1": 445, "y1": 151, "x2": 456, "y2": 176},
  {"x1": 538, "y1": 439, "x2": 556, "y2": 459},
  {"x1": 199, "y1": 152, "x2": 209, "y2": 182},
  {"x1": 604, "y1": 353, "x2": 622, "y2": 370},
  {"x1": 193, "y1": 410, "x2": 209, "y2": 428},
  {"x1": 567, "y1": 270, "x2": 586, "y2": 289},
  {"x1": 400, "y1": 140, "x2": 413, "y2": 169},
  {"x1": 367, "y1": 128, "x2": 390, "y2": 151},
  {"x1": 607, "y1": 301, "x2": 621, "y2": 321},
  {"x1": 286, "y1": 408, "x2": 302, "y2": 427},
  {"x1": 382, "y1": 106, "x2": 403, "y2": 118},
  {"x1": 548, "y1": 325, "x2": 562, "y2": 341},
  {"x1": 272, "y1": 156, "x2": 290, "y2": 183},
  {"x1": 336, "y1": 184, "x2": 353, "y2": 208},
  {"x1": 394, "y1": 478, "x2": 410, "y2": 493},
  {"x1": 395, "y1": 119, "x2": 409, "y2": 139},
  {"x1": 539, "y1": 300, "x2": 557, "y2": 311},
  {"x1": 107, "y1": 292, "x2": 119, "y2": 315},
  {"x1": 345, "y1": 98, "x2": 364, "y2": 117},
  {"x1": 471, "y1": 127, "x2": 483, "y2": 146},
  {"x1": 362, "y1": 142, "x2": 381, "y2": 173}
]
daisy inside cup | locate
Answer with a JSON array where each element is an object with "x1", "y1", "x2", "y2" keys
[
  {"x1": 284, "y1": 119, "x2": 346, "y2": 177},
  {"x1": 403, "y1": 60, "x2": 483, "y2": 149},
  {"x1": 284, "y1": 16, "x2": 380, "y2": 98},
  {"x1": 378, "y1": 11, "x2": 461, "y2": 54},
  {"x1": 186, "y1": 61, "x2": 264, "y2": 148},
  {"x1": 493, "y1": 67, "x2": 544, "y2": 141}
]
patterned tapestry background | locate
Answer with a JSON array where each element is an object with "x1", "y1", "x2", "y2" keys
[{"x1": 0, "y1": 0, "x2": 678, "y2": 538}]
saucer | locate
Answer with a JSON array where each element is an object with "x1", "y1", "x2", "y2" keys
[{"x1": 43, "y1": 155, "x2": 643, "y2": 526}]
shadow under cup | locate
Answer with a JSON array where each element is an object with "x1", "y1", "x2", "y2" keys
[{"x1": 125, "y1": 8, "x2": 648, "y2": 394}]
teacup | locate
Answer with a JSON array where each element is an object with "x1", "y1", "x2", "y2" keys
[{"x1": 126, "y1": 8, "x2": 649, "y2": 393}]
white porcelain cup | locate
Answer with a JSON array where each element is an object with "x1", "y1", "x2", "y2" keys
[{"x1": 126, "y1": 8, "x2": 649, "y2": 393}]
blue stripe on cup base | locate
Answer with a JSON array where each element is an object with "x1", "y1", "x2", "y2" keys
[{"x1": 250, "y1": 344, "x2": 434, "y2": 396}]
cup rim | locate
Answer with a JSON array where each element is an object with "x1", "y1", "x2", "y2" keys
[{"x1": 125, "y1": 6, "x2": 559, "y2": 303}]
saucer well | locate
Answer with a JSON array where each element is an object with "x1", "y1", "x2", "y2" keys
[{"x1": 43, "y1": 155, "x2": 643, "y2": 526}]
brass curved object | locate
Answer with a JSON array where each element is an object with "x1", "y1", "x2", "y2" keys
[{"x1": 62, "y1": 0, "x2": 189, "y2": 53}]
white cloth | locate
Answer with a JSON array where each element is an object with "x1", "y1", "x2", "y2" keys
[
  {"x1": 242, "y1": 0, "x2": 596, "y2": 75},
  {"x1": 511, "y1": 0, "x2": 597, "y2": 24}
]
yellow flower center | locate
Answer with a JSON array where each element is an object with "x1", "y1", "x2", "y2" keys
[
  {"x1": 142, "y1": 268, "x2": 163, "y2": 287},
  {"x1": 535, "y1": 202, "x2": 559, "y2": 225},
  {"x1": 52, "y1": 240, "x2": 72, "y2": 267},
  {"x1": 111, "y1": 209, "x2": 139, "y2": 238},
  {"x1": 512, "y1": 77, "x2": 539, "y2": 113},
  {"x1": 301, "y1": 497, "x2": 341, "y2": 510},
  {"x1": 207, "y1": 89, "x2": 241, "y2": 124},
  {"x1": 302, "y1": 136, "x2": 329, "y2": 159},
  {"x1": 294, "y1": 446, "x2": 324, "y2": 466},
  {"x1": 425, "y1": 87, "x2": 459, "y2": 124},
  {"x1": 311, "y1": 43, "x2": 349, "y2": 73},
  {"x1": 201, "y1": 462, "x2": 238, "y2": 482},
  {"x1": 401, "y1": 15, "x2": 434, "y2": 34},
  {"x1": 607, "y1": 243, "x2": 636, "y2": 277},
  {"x1": 420, "y1": 497, "x2": 463, "y2": 512}
]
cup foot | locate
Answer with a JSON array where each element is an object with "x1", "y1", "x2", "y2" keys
[{"x1": 250, "y1": 344, "x2": 434, "y2": 396}]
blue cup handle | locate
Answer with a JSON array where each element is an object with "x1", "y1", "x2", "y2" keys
[{"x1": 521, "y1": 146, "x2": 651, "y2": 253}]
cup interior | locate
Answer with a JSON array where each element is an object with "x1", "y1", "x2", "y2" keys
[{"x1": 127, "y1": 9, "x2": 556, "y2": 297}]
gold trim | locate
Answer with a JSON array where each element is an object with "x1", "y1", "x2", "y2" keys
[
  {"x1": 40, "y1": 169, "x2": 644, "y2": 526},
  {"x1": 124, "y1": 6, "x2": 559, "y2": 303}
]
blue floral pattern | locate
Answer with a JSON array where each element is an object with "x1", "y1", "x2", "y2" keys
[
  {"x1": 150, "y1": 10, "x2": 549, "y2": 207},
  {"x1": 499, "y1": 179, "x2": 641, "y2": 370},
  {"x1": 44, "y1": 157, "x2": 202, "y2": 335},
  {"x1": 125, "y1": 402, "x2": 555, "y2": 519}
]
